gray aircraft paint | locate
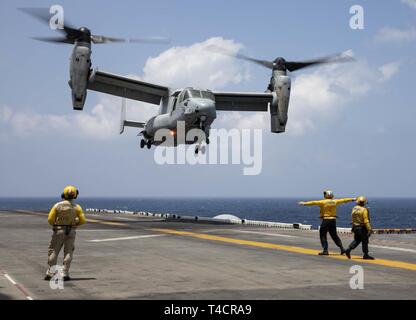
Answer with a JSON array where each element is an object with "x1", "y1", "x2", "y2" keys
[{"x1": 69, "y1": 41, "x2": 91, "y2": 110}]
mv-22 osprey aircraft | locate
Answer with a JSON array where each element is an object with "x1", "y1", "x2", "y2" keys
[{"x1": 22, "y1": 8, "x2": 352, "y2": 154}]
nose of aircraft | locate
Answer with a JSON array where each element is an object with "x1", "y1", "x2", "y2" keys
[{"x1": 185, "y1": 98, "x2": 216, "y2": 117}]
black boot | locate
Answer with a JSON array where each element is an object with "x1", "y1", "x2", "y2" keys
[
  {"x1": 345, "y1": 249, "x2": 351, "y2": 259},
  {"x1": 63, "y1": 276, "x2": 71, "y2": 281},
  {"x1": 318, "y1": 250, "x2": 329, "y2": 256},
  {"x1": 340, "y1": 247, "x2": 346, "y2": 255},
  {"x1": 44, "y1": 275, "x2": 52, "y2": 281},
  {"x1": 363, "y1": 254, "x2": 375, "y2": 260}
]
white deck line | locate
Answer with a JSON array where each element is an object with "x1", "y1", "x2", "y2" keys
[
  {"x1": 370, "y1": 244, "x2": 416, "y2": 254},
  {"x1": 89, "y1": 234, "x2": 165, "y2": 242},
  {"x1": 4, "y1": 273, "x2": 34, "y2": 300}
]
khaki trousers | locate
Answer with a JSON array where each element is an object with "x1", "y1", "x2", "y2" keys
[{"x1": 46, "y1": 228, "x2": 76, "y2": 277}]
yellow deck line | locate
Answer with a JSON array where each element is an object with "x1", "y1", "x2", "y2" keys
[
  {"x1": 151, "y1": 228, "x2": 416, "y2": 272},
  {"x1": 86, "y1": 218, "x2": 126, "y2": 227}
]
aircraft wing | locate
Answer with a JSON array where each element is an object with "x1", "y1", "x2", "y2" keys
[
  {"x1": 213, "y1": 91, "x2": 273, "y2": 112},
  {"x1": 88, "y1": 69, "x2": 170, "y2": 105}
]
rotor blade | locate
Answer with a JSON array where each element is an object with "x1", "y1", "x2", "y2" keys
[
  {"x1": 234, "y1": 53, "x2": 275, "y2": 69},
  {"x1": 91, "y1": 35, "x2": 127, "y2": 44},
  {"x1": 30, "y1": 36, "x2": 74, "y2": 44},
  {"x1": 285, "y1": 52, "x2": 354, "y2": 72},
  {"x1": 129, "y1": 37, "x2": 171, "y2": 44},
  {"x1": 18, "y1": 7, "x2": 79, "y2": 36},
  {"x1": 19, "y1": 7, "x2": 56, "y2": 25},
  {"x1": 206, "y1": 45, "x2": 274, "y2": 69},
  {"x1": 91, "y1": 35, "x2": 170, "y2": 44}
]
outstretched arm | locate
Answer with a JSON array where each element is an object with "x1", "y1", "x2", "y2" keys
[
  {"x1": 334, "y1": 198, "x2": 356, "y2": 205},
  {"x1": 299, "y1": 200, "x2": 324, "y2": 207}
]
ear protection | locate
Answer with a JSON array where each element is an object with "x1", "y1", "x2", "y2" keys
[
  {"x1": 61, "y1": 187, "x2": 79, "y2": 200},
  {"x1": 323, "y1": 190, "x2": 334, "y2": 199}
]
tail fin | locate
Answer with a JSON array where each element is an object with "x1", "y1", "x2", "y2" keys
[
  {"x1": 120, "y1": 97, "x2": 127, "y2": 134},
  {"x1": 120, "y1": 97, "x2": 145, "y2": 134}
]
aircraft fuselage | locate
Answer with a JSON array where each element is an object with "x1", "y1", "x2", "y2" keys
[{"x1": 143, "y1": 88, "x2": 217, "y2": 145}]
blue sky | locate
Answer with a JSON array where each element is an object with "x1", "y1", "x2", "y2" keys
[{"x1": 0, "y1": 0, "x2": 415, "y2": 198}]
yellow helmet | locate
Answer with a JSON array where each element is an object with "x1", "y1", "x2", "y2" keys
[
  {"x1": 323, "y1": 190, "x2": 334, "y2": 199},
  {"x1": 62, "y1": 185, "x2": 79, "y2": 200},
  {"x1": 356, "y1": 196, "x2": 367, "y2": 206}
]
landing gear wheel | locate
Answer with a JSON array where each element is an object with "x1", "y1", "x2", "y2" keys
[
  {"x1": 140, "y1": 139, "x2": 145, "y2": 149},
  {"x1": 201, "y1": 145, "x2": 206, "y2": 154},
  {"x1": 206, "y1": 137, "x2": 210, "y2": 145},
  {"x1": 146, "y1": 140, "x2": 152, "y2": 149},
  {"x1": 195, "y1": 145, "x2": 199, "y2": 155}
]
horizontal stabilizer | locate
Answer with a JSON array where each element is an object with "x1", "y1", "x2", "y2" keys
[
  {"x1": 123, "y1": 121, "x2": 145, "y2": 129},
  {"x1": 120, "y1": 97, "x2": 145, "y2": 134}
]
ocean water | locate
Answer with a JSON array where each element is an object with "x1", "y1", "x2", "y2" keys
[{"x1": 1, "y1": 197, "x2": 415, "y2": 229}]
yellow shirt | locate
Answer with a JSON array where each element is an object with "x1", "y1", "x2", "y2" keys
[
  {"x1": 48, "y1": 200, "x2": 86, "y2": 227},
  {"x1": 351, "y1": 205, "x2": 372, "y2": 231},
  {"x1": 303, "y1": 198, "x2": 355, "y2": 220}
]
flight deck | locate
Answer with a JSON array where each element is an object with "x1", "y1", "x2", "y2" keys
[{"x1": 0, "y1": 210, "x2": 415, "y2": 300}]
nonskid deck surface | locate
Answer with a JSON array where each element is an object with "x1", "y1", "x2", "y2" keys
[{"x1": 0, "y1": 210, "x2": 415, "y2": 300}]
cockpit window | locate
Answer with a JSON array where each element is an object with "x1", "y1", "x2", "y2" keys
[
  {"x1": 189, "y1": 90, "x2": 202, "y2": 98},
  {"x1": 179, "y1": 89, "x2": 212, "y2": 102},
  {"x1": 177, "y1": 90, "x2": 188, "y2": 103},
  {"x1": 201, "y1": 91, "x2": 215, "y2": 101}
]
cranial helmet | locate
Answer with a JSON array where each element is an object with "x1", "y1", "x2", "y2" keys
[
  {"x1": 356, "y1": 196, "x2": 367, "y2": 206},
  {"x1": 62, "y1": 185, "x2": 79, "y2": 200},
  {"x1": 323, "y1": 190, "x2": 334, "y2": 199}
]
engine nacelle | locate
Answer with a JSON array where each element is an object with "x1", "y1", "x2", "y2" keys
[
  {"x1": 69, "y1": 43, "x2": 91, "y2": 110},
  {"x1": 270, "y1": 74, "x2": 291, "y2": 133}
]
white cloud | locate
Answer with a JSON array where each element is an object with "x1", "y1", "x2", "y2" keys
[
  {"x1": 379, "y1": 61, "x2": 401, "y2": 81},
  {"x1": 217, "y1": 58, "x2": 401, "y2": 136},
  {"x1": 0, "y1": 105, "x2": 12, "y2": 122},
  {"x1": 375, "y1": 26, "x2": 416, "y2": 43},
  {"x1": 143, "y1": 37, "x2": 248, "y2": 89},
  {"x1": 287, "y1": 60, "x2": 400, "y2": 134},
  {"x1": 288, "y1": 60, "x2": 401, "y2": 134},
  {"x1": 402, "y1": 0, "x2": 416, "y2": 9},
  {"x1": 1, "y1": 37, "x2": 248, "y2": 141},
  {"x1": 0, "y1": 103, "x2": 116, "y2": 140}
]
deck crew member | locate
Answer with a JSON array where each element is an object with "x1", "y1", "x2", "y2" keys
[
  {"x1": 345, "y1": 196, "x2": 375, "y2": 260},
  {"x1": 45, "y1": 185, "x2": 86, "y2": 281},
  {"x1": 299, "y1": 190, "x2": 355, "y2": 255}
]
